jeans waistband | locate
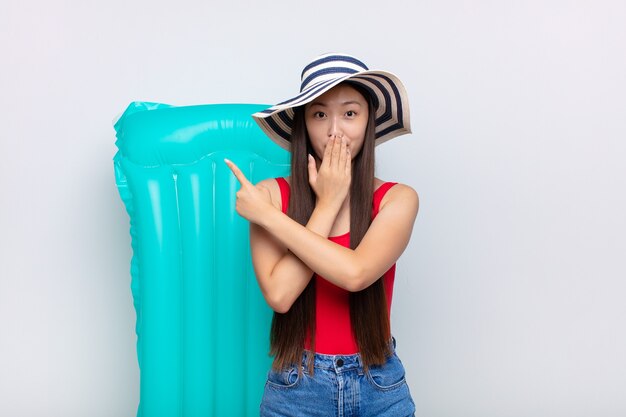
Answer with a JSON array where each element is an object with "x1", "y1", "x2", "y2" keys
[{"x1": 301, "y1": 337, "x2": 397, "y2": 372}]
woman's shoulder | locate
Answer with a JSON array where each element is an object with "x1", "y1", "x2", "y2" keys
[{"x1": 374, "y1": 177, "x2": 419, "y2": 214}]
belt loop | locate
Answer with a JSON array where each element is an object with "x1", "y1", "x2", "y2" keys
[{"x1": 357, "y1": 353, "x2": 364, "y2": 376}]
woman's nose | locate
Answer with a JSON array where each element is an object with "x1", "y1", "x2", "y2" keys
[{"x1": 327, "y1": 117, "x2": 343, "y2": 139}]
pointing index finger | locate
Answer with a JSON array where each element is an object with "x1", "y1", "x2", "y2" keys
[{"x1": 224, "y1": 158, "x2": 252, "y2": 187}]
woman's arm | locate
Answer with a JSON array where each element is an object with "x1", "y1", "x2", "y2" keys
[
  {"x1": 226, "y1": 156, "x2": 419, "y2": 294},
  {"x1": 257, "y1": 183, "x2": 419, "y2": 292},
  {"x1": 249, "y1": 179, "x2": 339, "y2": 313}
]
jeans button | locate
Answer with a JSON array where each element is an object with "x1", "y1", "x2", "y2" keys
[{"x1": 336, "y1": 358, "x2": 344, "y2": 367}]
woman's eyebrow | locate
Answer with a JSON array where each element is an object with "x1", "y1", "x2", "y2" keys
[
  {"x1": 308, "y1": 100, "x2": 363, "y2": 107},
  {"x1": 341, "y1": 100, "x2": 363, "y2": 106}
]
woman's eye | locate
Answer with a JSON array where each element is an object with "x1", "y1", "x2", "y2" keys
[
  {"x1": 346, "y1": 110, "x2": 356, "y2": 117},
  {"x1": 313, "y1": 111, "x2": 326, "y2": 119}
]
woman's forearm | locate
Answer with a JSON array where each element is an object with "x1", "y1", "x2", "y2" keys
[
  {"x1": 259, "y1": 203, "x2": 364, "y2": 292},
  {"x1": 264, "y1": 204, "x2": 339, "y2": 312}
]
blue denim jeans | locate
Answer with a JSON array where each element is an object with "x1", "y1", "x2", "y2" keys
[{"x1": 260, "y1": 338, "x2": 415, "y2": 416}]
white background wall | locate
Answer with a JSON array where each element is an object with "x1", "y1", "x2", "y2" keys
[{"x1": 1, "y1": 0, "x2": 625, "y2": 416}]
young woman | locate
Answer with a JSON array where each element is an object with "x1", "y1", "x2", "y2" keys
[{"x1": 225, "y1": 53, "x2": 419, "y2": 416}]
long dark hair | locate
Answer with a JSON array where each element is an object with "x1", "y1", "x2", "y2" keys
[{"x1": 269, "y1": 82, "x2": 392, "y2": 373}]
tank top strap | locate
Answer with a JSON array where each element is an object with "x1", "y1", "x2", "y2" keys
[
  {"x1": 372, "y1": 182, "x2": 398, "y2": 217},
  {"x1": 274, "y1": 177, "x2": 290, "y2": 214}
]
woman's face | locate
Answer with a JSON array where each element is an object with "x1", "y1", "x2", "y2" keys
[{"x1": 304, "y1": 83, "x2": 369, "y2": 162}]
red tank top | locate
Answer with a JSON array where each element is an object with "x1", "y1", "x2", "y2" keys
[{"x1": 274, "y1": 177, "x2": 398, "y2": 354}]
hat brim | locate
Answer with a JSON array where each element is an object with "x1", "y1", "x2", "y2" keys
[{"x1": 252, "y1": 70, "x2": 411, "y2": 151}]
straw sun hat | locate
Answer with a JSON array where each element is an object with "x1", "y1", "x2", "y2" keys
[{"x1": 252, "y1": 52, "x2": 411, "y2": 151}]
